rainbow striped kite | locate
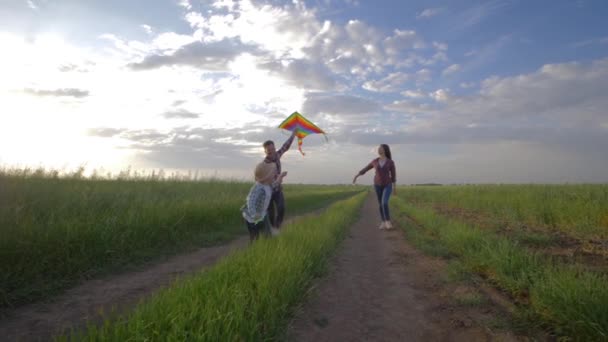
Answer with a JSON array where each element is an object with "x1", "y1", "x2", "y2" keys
[{"x1": 278, "y1": 111, "x2": 327, "y2": 155}]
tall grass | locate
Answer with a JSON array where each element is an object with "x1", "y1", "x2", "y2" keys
[
  {"x1": 0, "y1": 172, "x2": 362, "y2": 310},
  {"x1": 399, "y1": 184, "x2": 608, "y2": 239},
  {"x1": 63, "y1": 192, "x2": 367, "y2": 341},
  {"x1": 394, "y1": 197, "x2": 608, "y2": 340}
]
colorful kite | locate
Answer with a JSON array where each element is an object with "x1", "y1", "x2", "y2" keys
[{"x1": 278, "y1": 111, "x2": 327, "y2": 155}]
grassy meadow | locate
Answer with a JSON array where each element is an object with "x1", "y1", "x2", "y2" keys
[
  {"x1": 394, "y1": 184, "x2": 608, "y2": 340},
  {"x1": 62, "y1": 192, "x2": 367, "y2": 341},
  {"x1": 0, "y1": 169, "x2": 364, "y2": 310},
  {"x1": 400, "y1": 184, "x2": 608, "y2": 239}
]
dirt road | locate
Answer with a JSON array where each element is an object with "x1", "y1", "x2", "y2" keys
[
  {"x1": 287, "y1": 193, "x2": 520, "y2": 342},
  {"x1": 0, "y1": 236, "x2": 249, "y2": 341}
]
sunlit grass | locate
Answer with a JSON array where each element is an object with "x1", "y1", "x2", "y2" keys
[
  {"x1": 61, "y1": 193, "x2": 367, "y2": 341},
  {"x1": 394, "y1": 196, "x2": 608, "y2": 340},
  {"x1": 398, "y1": 184, "x2": 608, "y2": 239},
  {"x1": 0, "y1": 169, "x2": 364, "y2": 310}
]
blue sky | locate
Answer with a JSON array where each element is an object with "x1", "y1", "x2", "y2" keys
[{"x1": 1, "y1": 0, "x2": 607, "y2": 183}]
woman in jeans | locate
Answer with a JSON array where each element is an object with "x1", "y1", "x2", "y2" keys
[{"x1": 352, "y1": 144, "x2": 397, "y2": 229}]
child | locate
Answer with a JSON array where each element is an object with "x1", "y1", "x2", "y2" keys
[{"x1": 241, "y1": 162, "x2": 288, "y2": 242}]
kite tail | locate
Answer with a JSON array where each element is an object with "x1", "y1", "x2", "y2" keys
[{"x1": 298, "y1": 137, "x2": 305, "y2": 155}]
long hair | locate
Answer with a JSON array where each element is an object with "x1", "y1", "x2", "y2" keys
[{"x1": 381, "y1": 144, "x2": 392, "y2": 160}]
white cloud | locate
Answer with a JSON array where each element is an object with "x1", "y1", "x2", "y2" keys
[
  {"x1": 454, "y1": 59, "x2": 608, "y2": 122},
  {"x1": 162, "y1": 109, "x2": 201, "y2": 119},
  {"x1": 456, "y1": 0, "x2": 509, "y2": 29},
  {"x1": 23, "y1": 87, "x2": 90, "y2": 98},
  {"x1": 417, "y1": 7, "x2": 445, "y2": 19},
  {"x1": 177, "y1": 0, "x2": 192, "y2": 10},
  {"x1": 302, "y1": 93, "x2": 381, "y2": 117},
  {"x1": 384, "y1": 29, "x2": 426, "y2": 52},
  {"x1": 258, "y1": 58, "x2": 338, "y2": 91},
  {"x1": 432, "y1": 41, "x2": 448, "y2": 51},
  {"x1": 460, "y1": 82, "x2": 476, "y2": 89},
  {"x1": 401, "y1": 89, "x2": 426, "y2": 98},
  {"x1": 184, "y1": 0, "x2": 322, "y2": 59},
  {"x1": 362, "y1": 72, "x2": 409, "y2": 92},
  {"x1": 571, "y1": 36, "x2": 608, "y2": 48},
  {"x1": 385, "y1": 100, "x2": 433, "y2": 114},
  {"x1": 430, "y1": 89, "x2": 450, "y2": 102},
  {"x1": 141, "y1": 24, "x2": 153, "y2": 35},
  {"x1": 128, "y1": 39, "x2": 257, "y2": 71},
  {"x1": 383, "y1": 59, "x2": 608, "y2": 157},
  {"x1": 415, "y1": 68, "x2": 432, "y2": 84},
  {"x1": 27, "y1": 0, "x2": 38, "y2": 10},
  {"x1": 442, "y1": 63, "x2": 461, "y2": 76}
]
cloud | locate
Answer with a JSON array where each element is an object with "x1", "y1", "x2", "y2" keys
[
  {"x1": 417, "y1": 7, "x2": 445, "y2": 19},
  {"x1": 447, "y1": 58, "x2": 608, "y2": 122},
  {"x1": 383, "y1": 29, "x2": 426, "y2": 53},
  {"x1": 178, "y1": 0, "x2": 440, "y2": 87},
  {"x1": 430, "y1": 89, "x2": 451, "y2": 102},
  {"x1": 362, "y1": 72, "x2": 409, "y2": 92},
  {"x1": 415, "y1": 69, "x2": 432, "y2": 84},
  {"x1": 184, "y1": 0, "x2": 322, "y2": 59},
  {"x1": 571, "y1": 36, "x2": 608, "y2": 48},
  {"x1": 376, "y1": 58, "x2": 608, "y2": 156},
  {"x1": 178, "y1": 0, "x2": 192, "y2": 10},
  {"x1": 302, "y1": 93, "x2": 381, "y2": 116},
  {"x1": 454, "y1": 0, "x2": 509, "y2": 30},
  {"x1": 385, "y1": 100, "x2": 434, "y2": 114},
  {"x1": 87, "y1": 125, "x2": 280, "y2": 171},
  {"x1": 258, "y1": 58, "x2": 338, "y2": 91},
  {"x1": 432, "y1": 41, "x2": 448, "y2": 51},
  {"x1": 140, "y1": 24, "x2": 153, "y2": 35},
  {"x1": 401, "y1": 90, "x2": 426, "y2": 98},
  {"x1": 26, "y1": 0, "x2": 38, "y2": 10},
  {"x1": 128, "y1": 38, "x2": 257, "y2": 70},
  {"x1": 460, "y1": 82, "x2": 476, "y2": 89},
  {"x1": 162, "y1": 109, "x2": 200, "y2": 119},
  {"x1": 87, "y1": 128, "x2": 127, "y2": 138},
  {"x1": 23, "y1": 88, "x2": 90, "y2": 98},
  {"x1": 442, "y1": 63, "x2": 461, "y2": 76}
]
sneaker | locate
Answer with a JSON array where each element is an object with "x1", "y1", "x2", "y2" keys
[
  {"x1": 271, "y1": 227, "x2": 280, "y2": 236},
  {"x1": 385, "y1": 221, "x2": 393, "y2": 229},
  {"x1": 378, "y1": 222, "x2": 386, "y2": 230}
]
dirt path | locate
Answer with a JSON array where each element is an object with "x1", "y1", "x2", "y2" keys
[
  {"x1": 0, "y1": 236, "x2": 249, "y2": 341},
  {"x1": 286, "y1": 193, "x2": 522, "y2": 342}
]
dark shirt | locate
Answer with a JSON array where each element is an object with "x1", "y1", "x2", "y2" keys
[
  {"x1": 358, "y1": 158, "x2": 396, "y2": 186},
  {"x1": 264, "y1": 134, "x2": 295, "y2": 191}
]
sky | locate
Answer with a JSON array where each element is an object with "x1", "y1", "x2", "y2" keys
[{"x1": 1, "y1": 0, "x2": 607, "y2": 184}]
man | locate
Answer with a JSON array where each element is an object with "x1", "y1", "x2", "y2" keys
[{"x1": 263, "y1": 130, "x2": 296, "y2": 235}]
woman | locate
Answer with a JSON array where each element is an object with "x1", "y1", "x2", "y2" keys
[{"x1": 352, "y1": 144, "x2": 397, "y2": 229}]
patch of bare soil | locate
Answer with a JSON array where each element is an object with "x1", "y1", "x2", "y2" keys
[
  {"x1": 0, "y1": 236, "x2": 250, "y2": 341},
  {"x1": 286, "y1": 193, "x2": 528, "y2": 342}
]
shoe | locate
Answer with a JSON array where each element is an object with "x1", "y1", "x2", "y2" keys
[
  {"x1": 385, "y1": 221, "x2": 393, "y2": 229},
  {"x1": 271, "y1": 227, "x2": 280, "y2": 236},
  {"x1": 378, "y1": 222, "x2": 386, "y2": 230}
]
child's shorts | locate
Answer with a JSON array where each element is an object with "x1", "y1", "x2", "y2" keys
[{"x1": 246, "y1": 217, "x2": 269, "y2": 237}]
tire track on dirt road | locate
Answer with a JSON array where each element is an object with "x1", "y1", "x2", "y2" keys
[
  {"x1": 287, "y1": 192, "x2": 522, "y2": 342},
  {"x1": 0, "y1": 235, "x2": 250, "y2": 341}
]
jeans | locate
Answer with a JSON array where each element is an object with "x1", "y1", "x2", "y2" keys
[
  {"x1": 374, "y1": 184, "x2": 392, "y2": 221},
  {"x1": 268, "y1": 190, "x2": 285, "y2": 228}
]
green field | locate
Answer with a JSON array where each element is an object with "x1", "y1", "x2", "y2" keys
[
  {"x1": 63, "y1": 192, "x2": 367, "y2": 341},
  {"x1": 0, "y1": 171, "x2": 364, "y2": 310},
  {"x1": 394, "y1": 185, "x2": 608, "y2": 340},
  {"x1": 4, "y1": 170, "x2": 607, "y2": 340},
  {"x1": 399, "y1": 184, "x2": 608, "y2": 239}
]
